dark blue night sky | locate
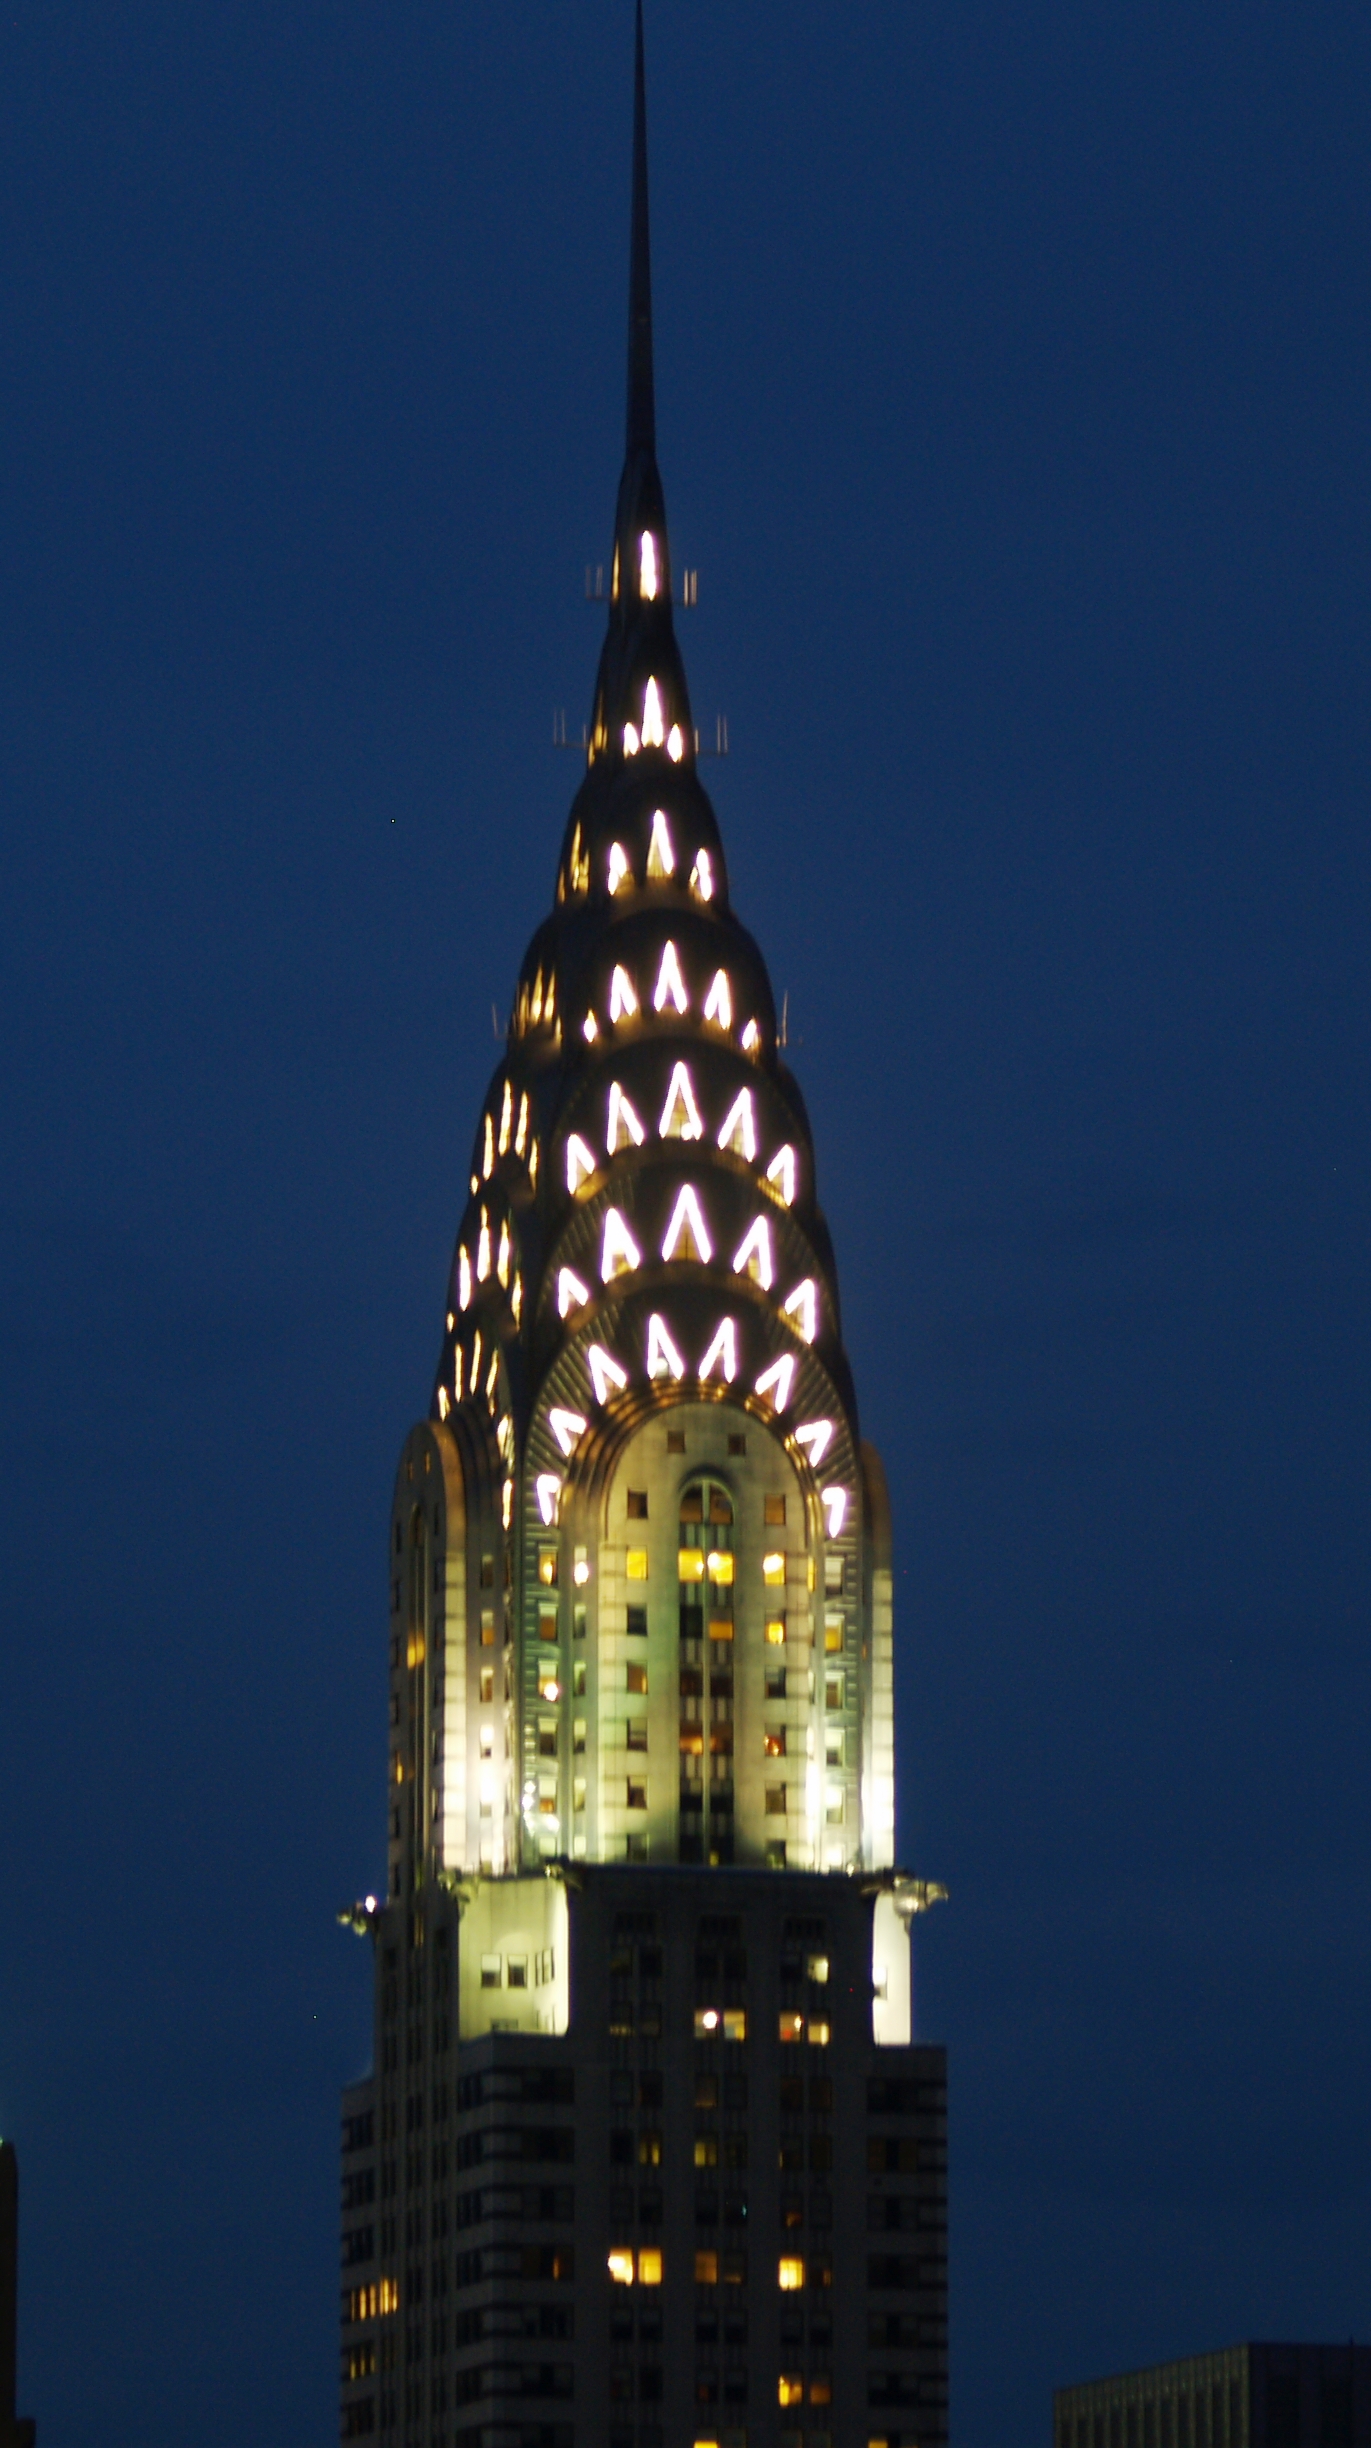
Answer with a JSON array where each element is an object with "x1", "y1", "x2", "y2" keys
[{"x1": 1, "y1": 5, "x2": 1368, "y2": 2442}]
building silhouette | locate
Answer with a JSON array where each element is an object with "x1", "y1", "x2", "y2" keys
[
  {"x1": 338, "y1": 14, "x2": 947, "y2": 2445},
  {"x1": 1056, "y1": 2346, "x2": 1371, "y2": 2448},
  {"x1": 0, "y1": 2141, "x2": 36, "y2": 2448}
]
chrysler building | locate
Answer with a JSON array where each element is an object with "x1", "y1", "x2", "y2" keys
[{"x1": 339, "y1": 17, "x2": 948, "y2": 2446}]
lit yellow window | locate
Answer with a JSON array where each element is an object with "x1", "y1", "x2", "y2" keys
[
  {"x1": 694, "y1": 2250, "x2": 719, "y2": 2285},
  {"x1": 765, "y1": 1616, "x2": 786, "y2": 1646},
  {"x1": 779, "y1": 2376, "x2": 804, "y2": 2408},
  {"x1": 694, "y1": 2007, "x2": 721, "y2": 2037},
  {"x1": 762, "y1": 1552, "x2": 786, "y2": 1586},
  {"x1": 807, "y1": 2019, "x2": 831, "y2": 2047},
  {"x1": 406, "y1": 1630, "x2": 425, "y2": 1668},
  {"x1": 806, "y1": 1954, "x2": 830, "y2": 1985},
  {"x1": 637, "y1": 2248, "x2": 662, "y2": 2285},
  {"x1": 538, "y1": 1547, "x2": 558, "y2": 1587},
  {"x1": 678, "y1": 1548, "x2": 705, "y2": 1582},
  {"x1": 706, "y1": 1550, "x2": 734, "y2": 1585},
  {"x1": 708, "y1": 1617, "x2": 734, "y2": 1642},
  {"x1": 778, "y1": 2256, "x2": 805, "y2": 2291},
  {"x1": 763, "y1": 1730, "x2": 786, "y2": 1758},
  {"x1": 626, "y1": 1549, "x2": 649, "y2": 1582},
  {"x1": 694, "y1": 2135, "x2": 718, "y2": 2167},
  {"x1": 722, "y1": 2008, "x2": 746, "y2": 2043},
  {"x1": 607, "y1": 2249, "x2": 635, "y2": 2286},
  {"x1": 810, "y1": 2377, "x2": 832, "y2": 2405},
  {"x1": 825, "y1": 1617, "x2": 844, "y2": 1654},
  {"x1": 778, "y1": 2012, "x2": 804, "y2": 2043}
]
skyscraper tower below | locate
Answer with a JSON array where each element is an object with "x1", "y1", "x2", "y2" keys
[{"x1": 340, "y1": 17, "x2": 947, "y2": 2445}]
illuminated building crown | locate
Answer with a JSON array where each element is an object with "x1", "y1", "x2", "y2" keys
[{"x1": 417, "y1": 4, "x2": 894, "y2": 1881}]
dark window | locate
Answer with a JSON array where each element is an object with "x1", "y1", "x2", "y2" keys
[
  {"x1": 727, "y1": 1434, "x2": 746, "y2": 1455},
  {"x1": 627, "y1": 1605, "x2": 648, "y2": 1638},
  {"x1": 1321, "y1": 2378, "x2": 1352, "y2": 2448},
  {"x1": 667, "y1": 1429, "x2": 686, "y2": 1453},
  {"x1": 764, "y1": 1494, "x2": 786, "y2": 1525},
  {"x1": 1269, "y1": 2379, "x2": 1300, "y2": 2448},
  {"x1": 627, "y1": 1491, "x2": 648, "y2": 1518}
]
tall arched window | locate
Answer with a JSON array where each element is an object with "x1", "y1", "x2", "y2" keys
[{"x1": 678, "y1": 1480, "x2": 735, "y2": 1864}]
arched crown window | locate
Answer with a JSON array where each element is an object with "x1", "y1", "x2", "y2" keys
[{"x1": 678, "y1": 1480, "x2": 734, "y2": 1639}]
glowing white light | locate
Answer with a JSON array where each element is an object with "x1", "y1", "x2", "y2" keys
[
  {"x1": 698, "y1": 1317, "x2": 738, "y2": 1383},
  {"x1": 583, "y1": 1011, "x2": 598, "y2": 1042},
  {"x1": 529, "y1": 1140, "x2": 539, "y2": 1187},
  {"x1": 535, "y1": 1474, "x2": 562, "y2": 1526},
  {"x1": 496, "y1": 1218, "x2": 511, "y2": 1288},
  {"x1": 458, "y1": 1247, "x2": 472, "y2": 1311},
  {"x1": 666, "y1": 724, "x2": 684, "y2": 762},
  {"x1": 511, "y1": 1273, "x2": 522, "y2": 1325},
  {"x1": 486, "y1": 1352, "x2": 499, "y2": 1402},
  {"x1": 646, "y1": 808, "x2": 675, "y2": 878},
  {"x1": 731, "y1": 1215, "x2": 774, "y2": 1289},
  {"x1": 482, "y1": 1113, "x2": 494, "y2": 1177},
  {"x1": 717, "y1": 1088, "x2": 757, "y2": 1162},
  {"x1": 495, "y1": 1414, "x2": 512, "y2": 1460},
  {"x1": 646, "y1": 1313, "x2": 685, "y2": 1381},
  {"x1": 690, "y1": 848, "x2": 715, "y2": 902},
  {"x1": 476, "y1": 1213, "x2": 492, "y2": 1281},
  {"x1": 607, "y1": 1082, "x2": 645, "y2": 1153},
  {"x1": 793, "y1": 1419, "x2": 835, "y2": 1467},
  {"x1": 703, "y1": 969, "x2": 732, "y2": 1028},
  {"x1": 782, "y1": 1279, "x2": 819, "y2": 1344},
  {"x1": 741, "y1": 1018, "x2": 761, "y2": 1053},
  {"x1": 587, "y1": 1344, "x2": 629, "y2": 1405},
  {"x1": 754, "y1": 1353, "x2": 796, "y2": 1411},
  {"x1": 609, "y1": 965, "x2": 639, "y2": 1022},
  {"x1": 501, "y1": 1478, "x2": 513, "y2": 1529},
  {"x1": 557, "y1": 1267, "x2": 590, "y2": 1320},
  {"x1": 639, "y1": 531, "x2": 659, "y2": 601},
  {"x1": 471, "y1": 1328, "x2": 482, "y2": 1384},
  {"x1": 662, "y1": 1184, "x2": 712, "y2": 1265},
  {"x1": 623, "y1": 722, "x2": 640, "y2": 756},
  {"x1": 766, "y1": 1144, "x2": 797, "y2": 1206},
  {"x1": 549, "y1": 1407, "x2": 588, "y2": 1459},
  {"x1": 821, "y1": 1485, "x2": 847, "y2": 1538},
  {"x1": 659, "y1": 1060, "x2": 703, "y2": 1140},
  {"x1": 642, "y1": 676, "x2": 665, "y2": 748},
  {"x1": 499, "y1": 1080, "x2": 512, "y2": 1154},
  {"x1": 566, "y1": 1135, "x2": 597, "y2": 1194},
  {"x1": 454, "y1": 1346, "x2": 464, "y2": 1399},
  {"x1": 518, "y1": 1094, "x2": 530, "y2": 1156},
  {"x1": 653, "y1": 940, "x2": 688, "y2": 1014},
  {"x1": 436, "y1": 1385, "x2": 449, "y2": 1420},
  {"x1": 600, "y1": 1208, "x2": 641, "y2": 1282},
  {"x1": 607, "y1": 841, "x2": 632, "y2": 896}
]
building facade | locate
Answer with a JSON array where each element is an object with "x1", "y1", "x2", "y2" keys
[
  {"x1": 339, "y1": 18, "x2": 947, "y2": 2447},
  {"x1": 1055, "y1": 2347, "x2": 1371, "y2": 2448}
]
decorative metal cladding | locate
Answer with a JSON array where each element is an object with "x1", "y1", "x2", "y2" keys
[{"x1": 420, "y1": 5, "x2": 896, "y2": 1885}]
